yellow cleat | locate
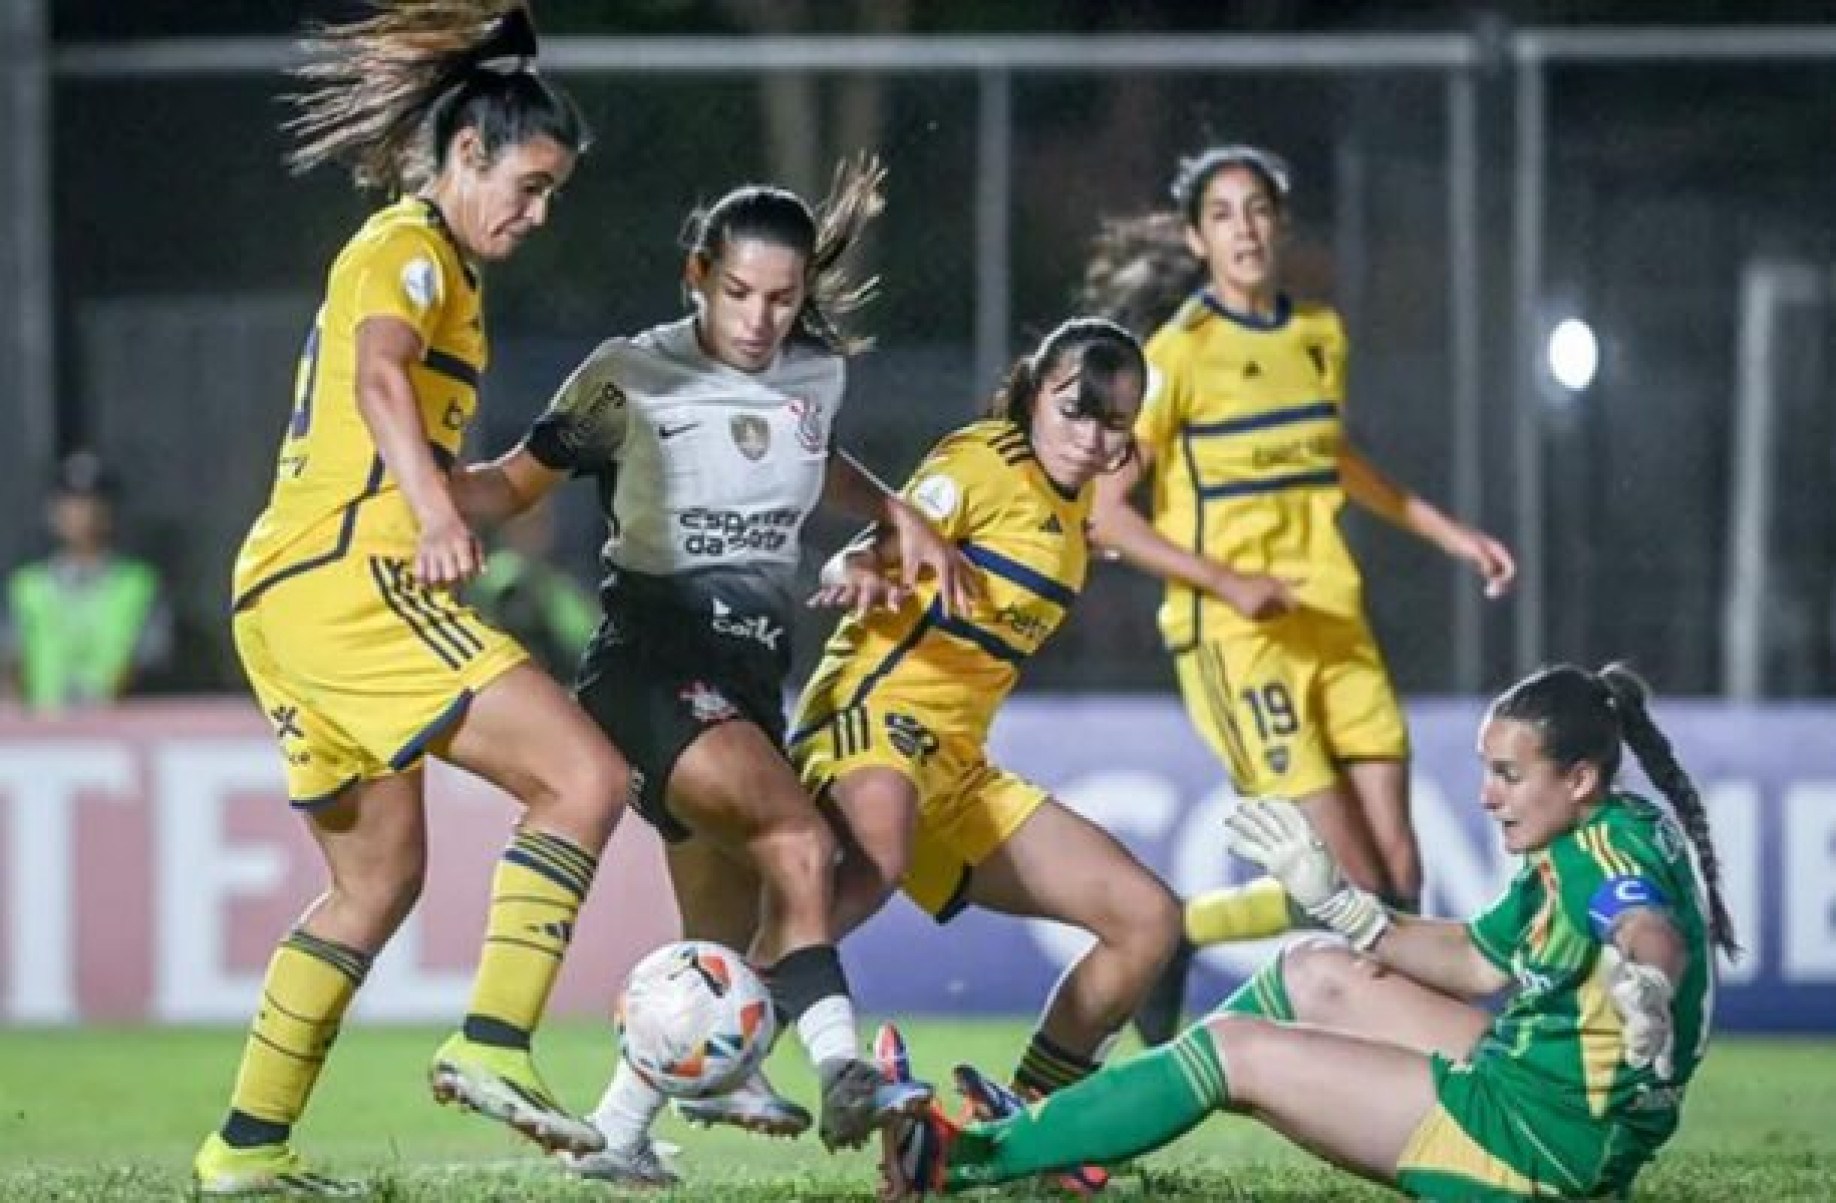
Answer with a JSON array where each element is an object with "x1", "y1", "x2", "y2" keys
[
  {"x1": 192, "y1": 1132, "x2": 363, "y2": 1197},
  {"x1": 428, "y1": 1032, "x2": 605, "y2": 1155}
]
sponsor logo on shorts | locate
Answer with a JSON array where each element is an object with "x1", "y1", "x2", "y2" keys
[{"x1": 884, "y1": 712, "x2": 938, "y2": 762}]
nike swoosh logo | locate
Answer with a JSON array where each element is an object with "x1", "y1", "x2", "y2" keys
[{"x1": 657, "y1": 422, "x2": 699, "y2": 440}]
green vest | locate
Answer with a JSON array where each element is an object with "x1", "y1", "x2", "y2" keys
[{"x1": 7, "y1": 557, "x2": 160, "y2": 709}]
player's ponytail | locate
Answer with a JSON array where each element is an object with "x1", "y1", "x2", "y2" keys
[
  {"x1": 683, "y1": 154, "x2": 885, "y2": 358},
  {"x1": 1598, "y1": 663, "x2": 1740, "y2": 959},
  {"x1": 285, "y1": 2, "x2": 588, "y2": 193},
  {"x1": 1491, "y1": 663, "x2": 1740, "y2": 961},
  {"x1": 1081, "y1": 144, "x2": 1292, "y2": 338}
]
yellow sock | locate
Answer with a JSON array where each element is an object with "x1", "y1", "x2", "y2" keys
[
  {"x1": 228, "y1": 929, "x2": 370, "y2": 1129},
  {"x1": 1184, "y1": 877, "x2": 1296, "y2": 946},
  {"x1": 466, "y1": 826, "x2": 597, "y2": 1042}
]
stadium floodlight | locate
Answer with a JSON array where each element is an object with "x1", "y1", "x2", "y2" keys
[{"x1": 1545, "y1": 317, "x2": 1599, "y2": 392}]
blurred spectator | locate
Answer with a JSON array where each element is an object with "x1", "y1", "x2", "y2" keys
[
  {"x1": 1, "y1": 452, "x2": 172, "y2": 711},
  {"x1": 469, "y1": 505, "x2": 599, "y2": 680}
]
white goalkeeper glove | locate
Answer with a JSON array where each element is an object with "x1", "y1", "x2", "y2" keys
[
  {"x1": 1223, "y1": 800, "x2": 1391, "y2": 951},
  {"x1": 1603, "y1": 948, "x2": 1676, "y2": 1082}
]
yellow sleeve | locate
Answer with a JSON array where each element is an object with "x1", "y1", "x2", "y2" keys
[
  {"x1": 1135, "y1": 327, "x2": 1191, "y2": 455},
  {"x1": 901, "y1": 431, "x2": 1004, "y2": 544},
  {"x1": 343, "y1": 226, "x2": 449, "y2": 345}
]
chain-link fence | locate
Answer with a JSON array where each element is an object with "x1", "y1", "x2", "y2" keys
[{"x1": 9, "y1": 28, "x2": 1835, "y2": 696}]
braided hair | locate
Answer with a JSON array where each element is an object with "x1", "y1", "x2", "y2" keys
[{"x1": 1489, "y1": 663, "x2": 1740, "y2": 958}]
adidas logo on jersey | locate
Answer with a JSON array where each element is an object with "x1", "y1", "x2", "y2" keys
[
  {"x1": 1039, "y1": 514, "x2": 1063, "y2": 535},
  {"x1": 1243, "y1": 361, "x2": 1263, "y2": 379}
]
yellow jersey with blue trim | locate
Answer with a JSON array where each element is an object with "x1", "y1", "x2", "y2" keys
[
  {"x1": 232, "y1": 197, "x2": 487, "y2": 610},
  {"x1": 794, "y1": 419, "x2": 1091, "y2": 742},
  {"x1": 1135, "y1": 292, "x2": 1361, "y2": 650}
]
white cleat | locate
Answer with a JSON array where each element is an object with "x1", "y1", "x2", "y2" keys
[
  {"x1": 673, "y1": 1068, "x2": 812, "y2": 1138},
  {"x1": 557, "y1": 1136, "x2": 680, "y2": 1188}
]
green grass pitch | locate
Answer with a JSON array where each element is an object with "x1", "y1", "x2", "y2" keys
[{"x1": 2, "y1": 1021, "x2": 1833, "y2": 1201}]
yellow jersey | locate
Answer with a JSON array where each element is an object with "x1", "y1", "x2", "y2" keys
[
  {"x1": 233, "y1": 197, "x2": 487, "y2": 610},
  {"x1": 794, "y1": 419, "x2": 1092, "y2": 743},
  {"x1": 1136, "y1": 292, "x2": 1363, "y2": 650}
]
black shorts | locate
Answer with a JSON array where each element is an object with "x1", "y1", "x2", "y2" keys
[{"x1": 574, "y1": 620, "x2": 789, "y2": 844}]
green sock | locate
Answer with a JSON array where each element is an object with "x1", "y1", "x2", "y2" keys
[
  {"x1": 1211, "y1": 950, "x2": 1296, "y2": 1021},
  {"x1": 946, "y1": 1025, "x2": 1229, "y2": 1190}
]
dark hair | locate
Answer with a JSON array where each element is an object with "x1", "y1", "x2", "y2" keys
[
  {"x1": 1081, "y1": 143, "x2": 1290, "y2": 339},
  {"x1": 285, "y1": 3, "x2": 589, "y2": 193},
  {"x1": 989, "y1": 317, "x2": 1147, "y2": 435},
  {"x1": 1488, "y1": 663, "x2": 1739, "y2": 959},
  {"x1": 683, "y1": 155, "x2": 886, "y2": 356}
]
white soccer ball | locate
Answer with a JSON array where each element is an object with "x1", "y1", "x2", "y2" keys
[{"x1": 615, "y1": 939, "x2": 776, "y2": 1099}]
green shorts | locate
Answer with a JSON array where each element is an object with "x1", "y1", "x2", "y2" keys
[{"x1": 1394, "y1": 1055, "x2": 1665, "y2": 1200}]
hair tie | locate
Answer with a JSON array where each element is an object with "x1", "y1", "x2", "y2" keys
[{"x1": 471, "y1": 6, "x2": 539, "y2": 75}]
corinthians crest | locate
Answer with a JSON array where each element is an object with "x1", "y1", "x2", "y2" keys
[{"x1": 730, "y1": 414, "x2": 771, "y2": 461}]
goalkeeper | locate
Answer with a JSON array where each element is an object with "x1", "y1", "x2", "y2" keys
[{"x1": 887, "y1": 662, "x2": 1735, "y2": 1201}]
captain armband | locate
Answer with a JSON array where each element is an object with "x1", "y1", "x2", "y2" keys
[{"x1": 1587, "y1": 875, "x2": 1671, "y2": 941}]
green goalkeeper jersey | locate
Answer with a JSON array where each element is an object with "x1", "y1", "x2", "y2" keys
[{"x1": 1466, "y1": 792, "x2": 1712, "y2": 1143}]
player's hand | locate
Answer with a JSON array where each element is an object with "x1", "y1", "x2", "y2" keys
[
  {"x1": 1224, "y1": 800, "x2": 1390, "y2": 950},
  {"x1": 1604, "y1": 949, "x2": 1676, "y2": 1081},
  {"x1": 1208, "y1": 569, "x2": 1302, "y2": 621},
  {"x1": 415, "y1": 512, "x2": 485, "y2": 590},
  {"x1": 884, "y1": 496, "x2": 981, "y2": 618},
  {"x1": 1450, "y1": 525, "x2": 1516, "y2": 599},
  {"x1": 809, "y1": 549, "x2": 912, "y2": 618}
]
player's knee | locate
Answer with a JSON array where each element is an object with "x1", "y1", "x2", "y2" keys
[
  {"x1": 1090, "y1": 874, "x2": 1181, "y2": 966},
  {"x1": 1280, "y1": 938, "x2": 1371, "y2": 1021},
  {"x1": 1197, "y1": 1011, "x2": 1276, "y2": 1101},
  {"x1": 752, "y1": 813, "x2": 837, "y2": 894},
  {"x1": 539, "y1": 738, "x2": 629, "y2": 844},
  {"x1": 332, "y1": 856, "x2": 425, "y2": 936}
]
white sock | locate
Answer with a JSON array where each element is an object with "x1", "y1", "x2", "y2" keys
[
  {"x1": 591, "y1": 1059, "x2": 668, "y2": 1151},
  {"x1": 794, "y1": 994, "x2": 860, "y2": 1068}
]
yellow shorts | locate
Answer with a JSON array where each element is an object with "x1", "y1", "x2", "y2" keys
[
  {"x1": 1173, "y1": 610, "x2": 1408, "y2": 799},
  {"x1": 791, "y1": 702, "x2": 1047, "y2": 920},
  {"x1": 233, "y1": 551, "x2": 527, "y2": 807}
]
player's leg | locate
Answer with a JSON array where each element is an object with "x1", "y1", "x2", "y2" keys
[
  {"x1": 665, "y1": 719, "x2": 927, "y2": 1149},
  {"x1": 1210, "y1": 936, "x2": 1489, "y2": 1057},
  {"x1": 961, "y1": 789, "x2": 1182, "y2": 1095},
  {"x1": 195, "y1": 772, "x2": 425, "y2": 1197},
  {"x1": 1324, "y1": 632, "x2": 1421, "y2": 910},
  {"x1": 1138, "y1": 634, "x2": 1385, "y2": 1045},
  {"x1": 822, "y1": 766, "x2": 923, "y2": 939},
  {"x1": 429, "y1": 660, "x2": 630, "y2": 1154},
  {"x1": 657, "y1": 839, "x2": 812, "y2": 1142},
  {"x1": 920, "y1": 1015, "x2": 1436, "y2": 1194}
]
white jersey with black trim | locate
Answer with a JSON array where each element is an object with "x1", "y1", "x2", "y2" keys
[{"x1": 526, "y1": 316, "x2": 844, "y2": 640}]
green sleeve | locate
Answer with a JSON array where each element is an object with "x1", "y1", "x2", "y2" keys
[{"x1": 1466, "y1": 862, "x2": 1535, "y2": 972}]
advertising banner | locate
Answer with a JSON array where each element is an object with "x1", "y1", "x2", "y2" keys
[{"x1": 0, "y1": 698, "x2": 1830, "y2": 1030}]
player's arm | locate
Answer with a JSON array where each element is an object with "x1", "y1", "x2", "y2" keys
[
  {"x1": 454, "y1": 448, "x2": 566, "y2": 525},
  {"x1": 809, "y1": 523, "x2": 908, "y2": 617},
  {"x1": 822, "y1": 448, "x2": 977, "y2": 617},
  {"x1": 1340, "y1": 444, "x2": 1516, "y2": 599},
  {"x1": 1366, "y1": 914, "x2": 1515, "y2": 1000},
  {"x1": 354, "y1": 316, "x2": 481, "y2": 588},
  {"x1": 1593, "y1": 874, "x2": 1689, "y2": 1079},
  {"x1": 1089, "y1": 441, "x2": 1300, "y2": 621},
  {"x1": 1225, "y1": 800, "x2": 1512, "y2": 999}
]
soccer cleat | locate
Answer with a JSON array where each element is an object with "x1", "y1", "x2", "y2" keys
[
  {"x1": 885, "y1": 1099, "x2": 959, "y2": 1198},
  {"x1": 427, "y1": 1033, "x2": 604, "y2": 1156},
  {"x1": 192, "y1": 1132, "x2": 364, "y2": 1197},
  {"x1": 673, "y1": 1067, "x2": 812, "y2": 1138},
  {"x1": 1132, "y1": 936, "x2": 1195, "y2": 1048},
  {"x1": 818, "y1": 1051, "x2": 934, "y2": 1151},
  {"x1": 556, "y1": 1137, "x2": 680, "y2": 1188},
  {"x1": 953, "y1": 1065, "x2": 1109, "y2": 1196}
]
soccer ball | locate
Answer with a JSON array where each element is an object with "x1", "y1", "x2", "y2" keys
[{"x1": 615, "y1": 939, "x2": 776, "y2": 1099}]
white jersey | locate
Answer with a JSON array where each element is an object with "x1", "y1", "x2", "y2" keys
[{"x1": 526, "y1": 316, "x2": 844, "y2": 634}]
